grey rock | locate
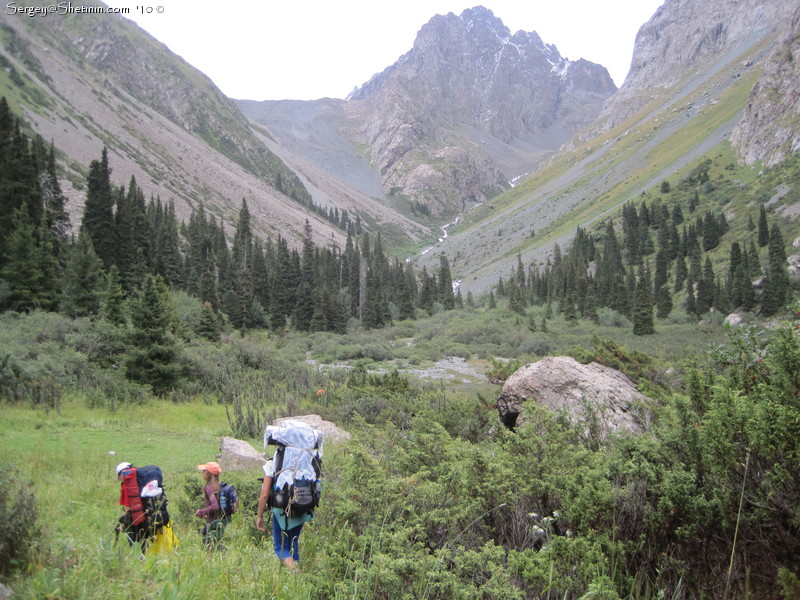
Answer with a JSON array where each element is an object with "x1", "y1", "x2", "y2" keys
[
  {"x1": 496, "y1": 356, "x2": 649, "y2": 437},
  {"x1": 218, "y1": 437, "x2": 265, "y2": 473},
  {"x1": 731, "y1": 6, "x2": 800, "y2": 166}
]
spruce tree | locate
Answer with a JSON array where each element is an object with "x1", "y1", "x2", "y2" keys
[
  {"x1": 81, "y1": 148, "x2": 116, "y2": 268},
  {"x1": 761, "y1": 224, "x2": 789, "y2": 316},
  {"x1": 632, "y1": 269, "x2": 655, "y2": 335},
  {"x1": 656, "y1": 285, "x2": 673, "y2": 319},
  {"x1": 102, "y1": 265, "x2": 127, "y2": 325},
  {"x1": 60, "y1": 232, "x2": 103, "y2": 318},
  {"x1": 126, "y1": 274, "x2": 179, "y2": 395},
  {"x1": 438, "y1": 254, "x2": 455, "y2": 310},
  {"x1": 1, "y1": 208, "x2": 55, "y2": 311},
  {"x1": 196, "y1": 301, "x2": 222, "y2": 341},
  {"x1": 757, "y1": 205, "x2": 769, "y2": 247}
]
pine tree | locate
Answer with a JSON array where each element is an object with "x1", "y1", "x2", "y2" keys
[
  {"x1": 674, "y1": 255, "x2": 687, "y2": 293},
  {"x1": 196, "y1": 301, "x2": 222, "y2": 341},
  {"x1": 81, "y1": 148, "x2": 116, "y2": 268},
  {"x1": 102, "y1": 265, "x2": 127, "y2": 325},
  {"x1": 1, "y1": 209, "x2": 55, "y2": 311},
  {"x1": 757, "y1": 205, "x2": 769, "y2": 247},
  {"x1": 126, "y1": 274, "x2": 179, "y2": 395},
  {"x1": 656, "y1": 285, "x2": 673, "y2": 319},
  {"x1": 60, "y1": 232, "x2": 103, "y2": 318},
  {"x1": 438, "y1": 254, "x2": 455, "y2": 310},
  {"x1": 761, "y1": 224, "x2": 789, "y2": 316},
  {"x1": 632, "y1": 269, "x2": 655, "y2": 335}
]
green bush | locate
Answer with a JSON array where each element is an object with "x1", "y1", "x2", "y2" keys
[{"x1": 0, "y1": 466, "x2": 41, "y2": 576}]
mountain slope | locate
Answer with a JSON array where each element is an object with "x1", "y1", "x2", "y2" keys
[
  {"x1": 413, "y1": 0, "x2": 799, "y2": 292},
  {"x1": 730, "y1": 5, "x2": 800, "y2": 166},
  {"x1": 237, "y1": 7, "x2": 616, "y2": 217},
  {"x1": 0, "y1": 9, "x2": 423, "y2": 248}
]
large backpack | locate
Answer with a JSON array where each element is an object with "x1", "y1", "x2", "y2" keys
[
  {"x1": 219, "y1": 482, "x2": 239, "y2": 518},
  {"x1": 120, "y1": 464, "x2": 170, "y2": 534},
  {"x1": 136, "y1": 464, "x2": 170, "y2": 530},
  {"x1": 264, "y1": 421, "x2": 323, "y2": 518}
]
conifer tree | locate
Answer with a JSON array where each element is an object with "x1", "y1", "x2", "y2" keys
[
  {"x1": 1, "y1": 209, "x2": 56, "y2": 311},
  {"x1": 656, "y1": 285, "x2": 673, "y2": 319},
  {"x1": 562, "y1": 289, "x2": 578, "y2": 323},
  {"x1": 126, "y1": 274, "x2": 179, "y2": 395},
  {"x1": 761, "y1": 224, "x2": 789, "y2": 316},
  {"x1": 60, "y1": 232, "x2": 103, "y2": 318},
  {"x1": 757, "y1": 205, "x2": 769, "y2": 247},
  {"x1": 684, "y1": 275, "x2": 697, "y2": 316},
  {"x1": 632, "y1": 269, "x2": 655, "y2": 335},
  {"x1": 102, "y1": 265, "x2": 127, "y2": 325},
  {"x1": 197, "y1": 301, "x2": 222, "y2": 341},
  {"x1": 81, "y1": 148, "x2": 116, "y2": 268},
  {"x1": 438, "y1": 254, "x2": 455, "y2": 310},
  {"x1": 42, "y1": 142, "x2": 71, "y2": 266},
  {"x1": 673, "y1": 255, "x2": 687, "y2": 293}
]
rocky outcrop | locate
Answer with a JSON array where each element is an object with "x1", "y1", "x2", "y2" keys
[
  {"x1": 242, "y1": 7, "x2": 616, "y2": 217},
  {"x1": 596, "y1": 0, "x2": 796, "y2": 132},
  {"x1": 730, "y1": 6, "x2": 800, "y2": 166},
  {"x1": 496, "y1": 357, "x2": 649, "y2": 437},
  {"x1": 352, "y1": 7, "x2": 616, "y2": 215}
]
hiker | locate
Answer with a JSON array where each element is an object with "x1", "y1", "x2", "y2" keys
[
  {"x1": 255, "y1": 421, "x2": 322, "y2": 570},
  {"x1": 195, "y1": 461, "x2": 227, "y2": 551},
  {"x1": 116, "y1": 461, "x2": 173, "y2": 554},
  {"x1": 116, "y1": 461, "x2": 149, "y2": 551}
]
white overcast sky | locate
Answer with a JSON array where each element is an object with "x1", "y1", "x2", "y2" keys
[{"x1": 113, "y1": 0, "x2": 665, "y2": 101}]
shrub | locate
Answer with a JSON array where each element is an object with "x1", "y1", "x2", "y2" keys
[
  {"x1": 0, "y1": 466, "x2": 41, "y2": 576},
  {"x1": 595, "y1": 308, "x2": 632, "y2": 328}
]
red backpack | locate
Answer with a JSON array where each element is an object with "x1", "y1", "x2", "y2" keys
[{"x1": 120, "y1": 466, "x2": 146, "y2": 526}]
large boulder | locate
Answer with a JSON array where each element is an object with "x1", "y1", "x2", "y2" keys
[
  {"x1": 496, "y1": 356, "x2": 649, "y2": 436},
  {"x1": 219, "y1": 437, "x2": 265, "y2": 472}
]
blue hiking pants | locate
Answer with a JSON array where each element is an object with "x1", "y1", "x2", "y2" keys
[{"x1": 272, "y1": 514, "x2": 304, "y2": 562}]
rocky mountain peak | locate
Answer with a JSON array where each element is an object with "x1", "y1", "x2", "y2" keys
[{"x1": 341, "y1": 5, "x2": 616, "y2": 214}]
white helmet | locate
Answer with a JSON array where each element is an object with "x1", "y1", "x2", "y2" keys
[{"x1": 115, "y1": 462, "x2": 132, "y2": 475}]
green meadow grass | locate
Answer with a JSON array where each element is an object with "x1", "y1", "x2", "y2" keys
[{"x1": 0, "y1": 398, "x2": 333, "y2": 600}]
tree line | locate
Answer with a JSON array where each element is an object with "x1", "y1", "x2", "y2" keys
[
  {"x1": 0, "y1": 97, "x2": 460, "y2": 336},
  {"x1": 496, "y1": 180, "x2": 791, "y2": 334}
]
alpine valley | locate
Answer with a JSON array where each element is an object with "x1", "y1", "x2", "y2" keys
[
  {"x1": 3, "y1": 0, "x2": 798, "y2": 293},
  {"x1": 3, "y1": 1, "x2": 800, "y2": 599}
]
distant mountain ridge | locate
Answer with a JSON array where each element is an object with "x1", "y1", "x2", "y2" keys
[
  {"x1": 238, "y1": 6, "x2": 616, "y2": 216},
  {"x1": 0, "y1": 7, "x2": 426, "y2": 248},
  {"x1": 410, "y1": 0, "x2": 800, "y2": 291},
  {"x1": 2, "y1": 0, "x2": 799, "y2": 279}
]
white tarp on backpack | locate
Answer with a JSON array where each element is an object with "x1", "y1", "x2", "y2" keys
[{"x1": 264, "y1": 420, "x2": 323, "y2": 488}]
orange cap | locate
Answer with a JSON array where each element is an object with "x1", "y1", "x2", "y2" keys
[{"x1": 197, "y1": 461, "x2": 221, "y2": 475}]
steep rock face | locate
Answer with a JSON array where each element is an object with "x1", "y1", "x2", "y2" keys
[
  {"x1": 496, "y1": 356, "x2": 649, "y2": 437},
  {"x1": 244, "y1": 7, "x2": 616, "y2": 217},
  {"x1": 597, "y1": 0, "x2": 797, "y2": 132},
  {"x1": 730, "y1": 6, "x2": 800, "y2": 166},
  {"x1": 350, "y1": 7, "x2": 616, "y2": 214}
]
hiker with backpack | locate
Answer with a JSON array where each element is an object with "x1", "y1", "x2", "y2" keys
[
  {"x1": 255, "y1": 420, "x2": 323, "y2": 570},
  {"x1": 195, "y1": 461, "x2": 231, "y2": 551},
  {"x1": 115, "y1": 461, "x2": 171, "y2": 553}
]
